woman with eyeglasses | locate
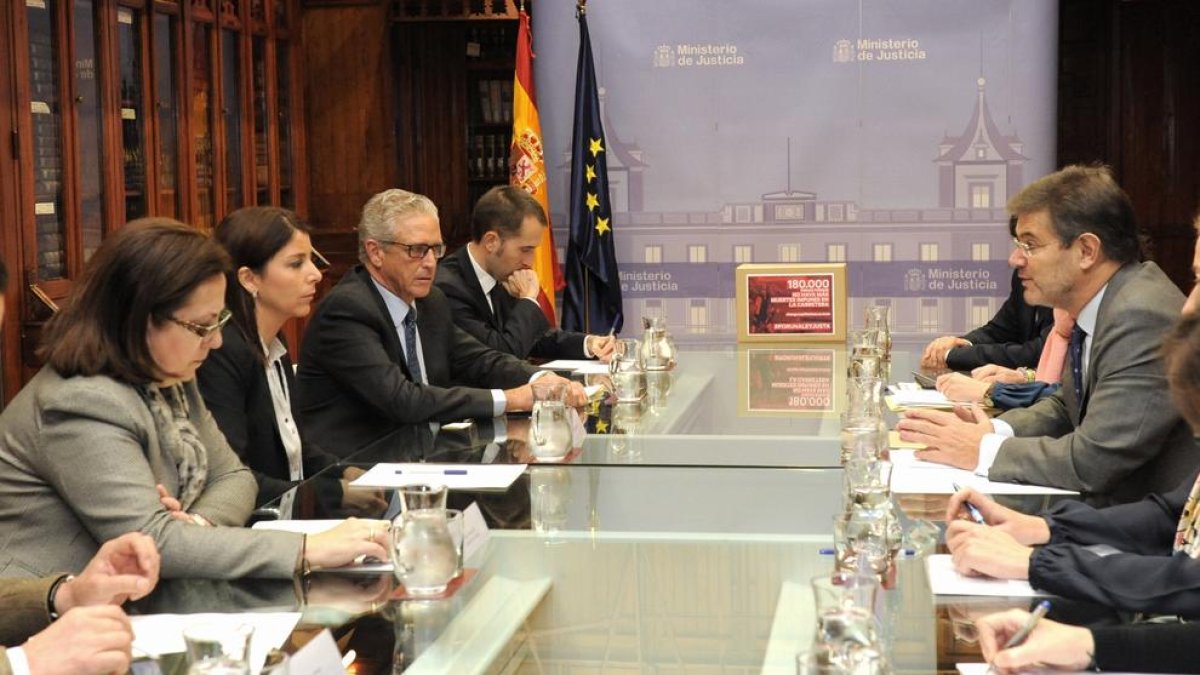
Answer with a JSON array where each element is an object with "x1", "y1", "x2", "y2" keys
[
  {"x1": 196, "y1": 207, "x2": 384, "y2": 514},
  {"x1": 0, "y1": 219, "x2": 389, "y2": 579}
]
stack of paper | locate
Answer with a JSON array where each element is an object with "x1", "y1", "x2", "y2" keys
[
  {"x1": 350, "y1": 463, "x2": 526, "y2": 490},
  {"x1": 885, "y1": 390, "x2": 955, "y2": 409},
  {"x1": 888, "y1": 449, "x2": 1078, "y2": 496},
  {"x1": 926, "y1": 555, "x2": 1048, "y2": 597},
  {"x1": 537, "y1": 359, "x2": 611, "y2": 375}
]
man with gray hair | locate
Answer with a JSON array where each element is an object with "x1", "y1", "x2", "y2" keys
[
  {"x1": 296, "y1": 188, "x2": 585, "y2": 456},
  {"x1": 897, "y1": 165, "x2": 1198, "y2": 505}
]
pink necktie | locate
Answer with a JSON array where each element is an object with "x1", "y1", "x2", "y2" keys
[{"x1": 1034, "y1": 308, "x2": 1074, "y2": 384}]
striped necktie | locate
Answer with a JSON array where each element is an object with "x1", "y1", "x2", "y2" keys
[{"x1": 403, "y1": 310, "x2": 423, "y2": 384}]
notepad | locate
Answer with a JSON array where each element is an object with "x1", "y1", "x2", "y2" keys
[
  {"x1": 350, "y1": 462, "x2": 527, "y2": 490},
  {"x1": 888, "y1": 450, "x2": 1079, "y2": 495},
  {"x1": 538, "y1": 359, "x2": 611, "y2": 375},
  {"x1": 957, "y1": 664, "x2": 1148, "y2": 675},
  {"x1": 927, "y1": 554, "x2": 1050, "y2": 597}
]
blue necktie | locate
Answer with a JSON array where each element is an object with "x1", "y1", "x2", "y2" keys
[
  {"x1": 403, "y1": 310, "x2": 423, "y2": 384},
  {"x1": 1068, "y1": 324, "x2": 1086, "y2": 404}
]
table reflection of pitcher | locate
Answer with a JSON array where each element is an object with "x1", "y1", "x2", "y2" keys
[
  {"x1": 610, "y1": 338, "x2": 646, "y2": 402},
  {"x1": 530, "y1": 382, "x2": 571, "y2": 461},
  {"x1": 639, "y1": 316, "x2": 677, "y2": 371}
]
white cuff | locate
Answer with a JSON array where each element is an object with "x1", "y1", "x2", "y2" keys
[
  {"x1": 582, "y1": 337, "x2": 594, "y2": 359},
  {"x1": 528, "y1": 370, "x2": 551, "y2": 384},
  {"x1": 973, "y1": 420, "x2": 1015, "y2": 477},
  {"x1": 7, "y1": 646, "x2": 32, "y2": 675},
  {"x1": 492, "y1": 416, "x2": 508, "y2": 444},
  {"x1": 490, "y1": 389, "x2": 506, "y2": 417}
]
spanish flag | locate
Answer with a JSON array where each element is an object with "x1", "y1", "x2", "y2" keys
[{"x1": 509, "y1": 8, "x2": 561, "y2": 323}]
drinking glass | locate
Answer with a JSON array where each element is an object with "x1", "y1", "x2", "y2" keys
[
  {"x1": 183, "y1": 623, "x2": 253, "y2": 675},
  {"x1": 864, "y1": 305, "x2": 892, "y2": 360},
  {"x1": 640, "y1": 316, "x2": 677, "y2": 371},
  {"x1": 839, "y1": 416, "x2": 887, "y2": 463},
  {"x1": 391, "y1": 509, "x2": 457, "y2": 596},
  {"x1": 610, "y1": 339, "x2": 647, "y2": 402},
  {"x1": 444, "y1": 508, "x2": 464, "y2": 576},
  {"x1": 397, "y1": 483, "x2": 448, "y2": 513},
  {"x1": 530, "y1": 466, "x2": 571, "y2": 534},
  {"x1": 810, "y1": 574, "x2": 885, "y2": 674},
  {"x1": 843, "y1": 460, "x2": 893, "y2": 509},
  {"x1": 846, "y1": 376, "x2": 884, "y2": 420},
  {"x1": 832, "y1": 510, "x2": 891, "y2": 576},
  {"x1": 531, "y1": 381, "x2": 572, "y2": 461}
]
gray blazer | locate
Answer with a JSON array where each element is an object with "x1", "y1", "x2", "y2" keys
[
  {"x1": 0, "y1": 368, "x2": 302, "y2": 579},
  {"x1": 992, "y1": 262, "x2": 1200, "y2": 505}
]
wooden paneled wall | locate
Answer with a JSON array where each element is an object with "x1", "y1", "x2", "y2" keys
[
  {"x1": 301, "y1": 0, "x2": 399, "y2": 295},
  {"x1": 1057, "y1": 0, "x2": 1200, "y2": 289}
]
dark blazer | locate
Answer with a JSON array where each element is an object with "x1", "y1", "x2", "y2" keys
[
  {"x1": 197, "y1": 326, "x2": 340, "y2": 505},
  {"x1": 992, "y1": 262, "x2": 1200, "y2": 504},
  {"x1": 295, "y1": 265, "x2": 539, "y2": 456},
  {"x1": 435, "y1": 246, "x2": 587, "y2": 359},
  {"x1": 946, "y1": 269, "x2": 1054, "y2": 370}
]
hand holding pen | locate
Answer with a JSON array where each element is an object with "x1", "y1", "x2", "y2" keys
[
  {"x1": 975, "y1": 603, "x2": 1097, "y2": 673},
  {"x1": 952, "y1": 482, "x2": 988, "y2": 525}
]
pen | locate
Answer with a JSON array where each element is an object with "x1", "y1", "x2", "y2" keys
[
  {"x1": 1001, "y1": 600, "x2": 1051, "y2": 649},
  {"x1": 952, "y1": 482, "x2": 987, "y2": 525},
  {"x1": 394, "y1": 469, "x2": 468, "y2": 475}
]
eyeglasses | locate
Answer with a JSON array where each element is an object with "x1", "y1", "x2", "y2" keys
[
  {"x1": 376, "y1": 239, "x2": 446, "y2": 260},
  {"x1": 1011, "y1": 237, "x2": 1053, "y2": 257},
  {"x1": 168, "y1": 307, "x2": 232, "y2": 340}
]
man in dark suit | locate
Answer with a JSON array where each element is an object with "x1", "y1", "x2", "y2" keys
[
  {"x1": 296, "y1": 189, "x2": 585, "y2": 454},
  {"x1": 435, "y1": 186, "x2": 615, "y2": 361},
  {"x1": 921, "y1": 222, "x2": 1054, "y2": 371},
  {"x1": 898, "y1": 165, "x2": 1199, "y2": 505}
]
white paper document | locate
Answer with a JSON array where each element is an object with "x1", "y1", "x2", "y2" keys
[
  {"x1": 927, "y1": 555, "x2": 1050, "y2": 598},
  {"x1": 461, "y1": 501, "x2": 491, "y2": 564},
  {"x1": 351, "y1": 462, "x2": 526, "y2": 490},
  {"x1": 252, "y1": 520, "x2": 394, "y2": 572},
  {"x1": 887, "y1": 389, "x2": 955, "y2": 408},
  {"x1": 889, "y1": 450, "x2": 1079, "y2": 496},
  {"x1": 958, "y1": 664, "x2": 1148, "y2": 675},
  {"x1": 288, "y1": 629, "x2": 348, "y2": 675},
  {"x1": 538, "y1": 359, "x2": 611, "y2": 375},
  {"x1": 130, "y1": 612, "x2": 300, "y2": 674}
]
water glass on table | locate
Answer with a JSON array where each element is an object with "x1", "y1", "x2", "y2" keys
[
  {"x1": 842, "y1": 459, "x2": 893, "y2": 509},
  {"x1": 832, "y1": 509, "x2": 891, "y2": 576},
  {"x1": 397, "y1": 483, "x2": 448, "y2": 512},
  {"x1": 391, "y1": 509, "x2": 457, "y2": 596},
  {"x1": 183, "y1": 623, "x2": 253, "y2": 675},
  {"x1": 809, "y1": 573, "x2": 886, "y2": 674}
]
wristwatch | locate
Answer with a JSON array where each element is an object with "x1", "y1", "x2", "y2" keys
[{"x1": 46, "y1": 574, "x2": 75, "y2": 620}]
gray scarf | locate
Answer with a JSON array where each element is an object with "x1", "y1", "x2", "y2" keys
[{"x1": 139, "y1": 383, "x2": 208, "y2": 511}]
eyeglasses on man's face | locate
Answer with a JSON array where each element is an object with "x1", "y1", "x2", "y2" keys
[
  {"x1": 1011, "y1": 237, "x2": 1053, "y2": 257},
  {"x1": 376, "y1": 239, "x2": 446, "y2": 260},
  {"x1": 168, "y1": 307, "x2": 232, "y2": 340}
]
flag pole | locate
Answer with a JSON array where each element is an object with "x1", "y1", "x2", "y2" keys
[{"x1": 584, "y1": 270, "x2": 591, "y2": 333}]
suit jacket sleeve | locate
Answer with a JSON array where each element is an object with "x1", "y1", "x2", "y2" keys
[
  {"x1": 989, "y1": 302, "x2": 1183, "y2": 494},
  {"x1": 303, "y1": 287, "x2": 528, "y2": 424},
  {"x1": 436, "y1": 263, "x2": 586, "y2": 359},
  {"x1": 36, "y1": 380, "x2": 302, "y2": 579},
  {"x1": 0, "y1": 576, "x2": 56, "y2": 647},
  {"x1": 1091, "y1": 623, "x2": 1200, "y2": 673},
  {"x1": 945, "y1": 331, "x2": 1047, "y2": 370},
  {"x1": 1025, "y1": 481, "x2": 1200, "y2": 613}
]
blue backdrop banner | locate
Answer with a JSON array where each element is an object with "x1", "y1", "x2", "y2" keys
[{"x1": 533, "y1": 0, "x2": 1058, "y2": 339}]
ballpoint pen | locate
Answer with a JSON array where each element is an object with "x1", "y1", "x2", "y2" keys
[
  {"x1": 394, "y1": 468, "x2": 468, "y2": 475},
  {"x1": 952, "y1": 482, "x2": 987, "y2": 525},
  {"x1": 1002, "y1": 600, "x2": 1051, "y2": 649}
]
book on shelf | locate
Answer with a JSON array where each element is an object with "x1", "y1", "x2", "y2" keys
[
  {"x1": 488, "y1": 80, "x2": 503, "y2": 129},
  {"x1": 478, "y1": 80, "x2": 493, "y2": 124},
  {"x1": 500, "y1": 81, "x2": 513, "y2": 124}
]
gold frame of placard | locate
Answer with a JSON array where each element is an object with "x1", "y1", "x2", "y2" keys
[{"x1": 735, "y1": 263, "x2": 848, "y2": 343}]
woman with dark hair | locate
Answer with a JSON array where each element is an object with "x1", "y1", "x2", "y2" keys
[
  {"x1": 197, "y1": 207, "x2": 380, "y2": 512},
  {"x1": 0, "y1": 219, "x2": 388, "y2": 579}
]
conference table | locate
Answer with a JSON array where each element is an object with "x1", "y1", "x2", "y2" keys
[{"x1": 132, "y1": 341, "x2": 1115, "y2": 674}]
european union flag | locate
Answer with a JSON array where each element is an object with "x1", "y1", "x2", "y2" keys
[{"x1": 561, "y1": 6, "x2": 623, "y2": 335}]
